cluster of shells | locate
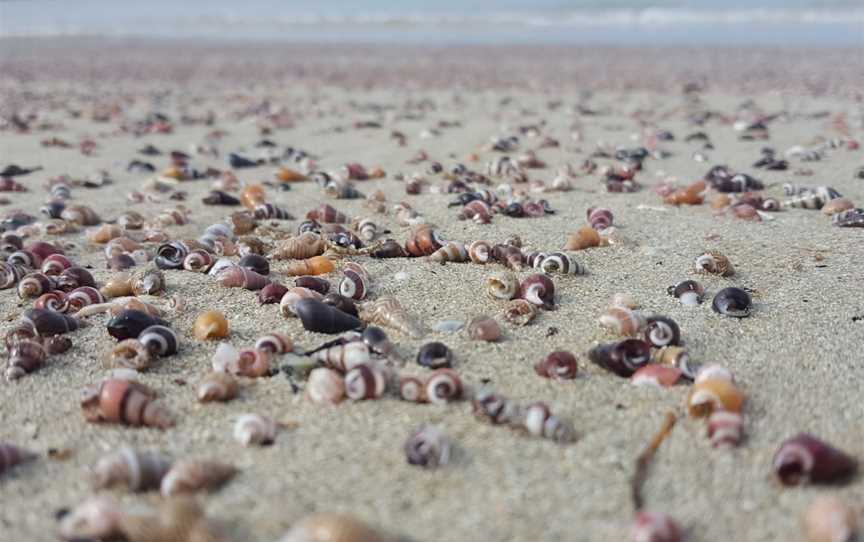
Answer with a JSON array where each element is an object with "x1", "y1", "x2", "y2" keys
[{"x1": 1, "y1": 90, "x2": 862, "y2": 542}]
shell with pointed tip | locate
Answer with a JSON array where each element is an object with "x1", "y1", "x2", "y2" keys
[
  {"x1": 359, "y1": 297, "x2": 426, "y2": 338},
  {"x1": 285, "y1": 256, "x2": 335, "y2": 276},
  {"x1": 502, "y1": 299, "x2": 538, "y2": 326},
  {"x1": 650, "y1": 346, "x2": 697, "y2": 379},
  {"x1": 773, "y1": 433, "x2": 857, "y2": 486},
  {"x1": 295, "y1": 298, "x2": 363, "y2": 334},
  {"x1": 271, "y1": 232, "x2": 326, "y2": 260},
  {"x1": 280, "y1": 287, "x2": 325, "y2": 318},
  {"x1": 254, "y1": 332, "x2": 293, "y2": 354},
  {"x1": 34, "y1": 290, "x2": 68, "y2": 312},
  {"x1": 306, "y1": 368, "x2": 345, "y2": 404},
  {"x1": 5, "y1": 339, "x2": 48, "y2": 381},
  {"x1": 259, "y1": 282, "x2": 289, "y2": 305},
  {"x1": 404, "y1": 226, "x2": 443, "y2": 257},
  {"x1": 631, "y1": 365, "x2": 683, "y2": 388},
  {"x1": 139, "y1": 325, "x2": 178, "y2": 356},
  {"x1": 80, "y1": 378, "x2": 174, "y2": 429},
  {"x1": 234, "y1": 413, "x2": 277, "y2": 446},
  {"x1": 468, "y1": 240, "x2": 492, "y2": 264},
  {"x1": 41, "y1": 253, "x2": 72, "y2": 276},
  {"x1": 130, "y1": 266, "x2": 166, "y2": 296},
  {"x1": 312, "y1": 342, "x2": 370, "y2": 373},
  {"x1": 405, "y1": 425, "x2": 451, "y2": 468},
  {"x1": 339, "y1": 267, "x2": 369, "y2": 300},
  {"x1": 429, "y1": 242, "x2": 468, "y2": 264},
  {"x1": 216, "y1": 266, "x2": 269, "y2": 290},
  {"x1": 643, "y1": 316, "x2": 681, "y2": 348},
  {"x1": 91, "y1": 447, "x2": 171, "y2": 491},
  {"x1": 66, "y1": 286, "x2": 105, "y2": 313},
  {"x1": 565, "y1": 226, "x2": 601, "y2": 250},
  {"x1": 23, "y1": 308, "x2": 82, "y2": 336},
  {"x1": 307, "y1": 203, "x2": 348, "y2": 224},
  {"x1": 56, "y1": 496, "x2": 124, "y2": 541},
  {"x1": 182, "y1": 249, "x2": 214, "y2": 273},
  {"x1": 160, "y1": 459, "x2": 237, "y2": 497},
  {"x1": 17, "y1": 272, "x2": 55, "y2": 299},
  {"x1": 197, "y1": 372, "x2": 239, "y2": 402},
  {"x1": 254, "y1": 203, "x2": 293, "y2": 220}
]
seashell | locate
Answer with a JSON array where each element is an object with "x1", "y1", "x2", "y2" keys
[
  {"x1": 108, "y1": 254, "x2": 136, "y2": 271},
  {"x1": 192, "y1": 311, "x2": 229, "y2": 340},
  {"x1": 130, "y1": 266, "x2": 166, "y2": 296},
  {"x1": 429, "y1": 242, "x2": 469, "y2": 264},
  {"x1": 707, "y1": 410, "x2": 744, "y2": 448},
  {"x1": 416, "y1": 342, "x2": 453, "y2": 369},
  {"x1": 239, "y1": 184, "x2": 267, "y2": 209},
  {"x1": 632, "y1": 511, "x2": 681, "y2": 542},
  {"x1": 5, "y1": 319, "x2": 39, "y2": 349},
  {"x1": 359, "y1": 296, "x2": 426, "y2": 338},
  {"x1": 0, "y1": 442, "x2": 36, "y2": 476},
  {"x1": 233, "y1": 413, "x2": 277, "y2": 446},
  {"x1": 44, "y1": 334, "x2": 72, "y2": 355},
  {"x1": 405, "y1": 425, "x2": 451, "y2": 468},
  {"x1": 306, "y1": 368, "x2": 345, "y2": 404},
  {"x1": 322, "y1": 292, "x2": 360, "y2": 316},
  {"x1": 57, "y1": 496, "x2": 124, "y2": 541},
  {"x1": 534, "y1": 351, "x2": 578, "y2": 380},
  {"x1": 643, "y1": 316, "x2": 681, "y2": 348},
  {"x1": 278, "y1": 513, "x2": 390, "y2": 542},
  {"x1": 344, "y1": 362, "x2": 387, "y2": 400},
  {"x1": 225, "y1": 347, "x2": 272, "y2": 378},
  {"x1": 1, "y1": 232, "x2": 24, "y2": 252},
  {"x1": 473, "y1": 388, "x2": 521, "y2": 425},
  {"x1": 694, "y1": 250, "x2": 735, "y2": 277},
  {"x1": 56, "y1": 266, "x2": 96, "y2": 292},
  {"x1": 285, "y1": 255, "x2": 335, "y2": 276},
  {"x1": 41, "y1": 253, "x2": 72, "y2": 275},
  {"x1": 461, "y1": 200, "x2": 493, "y2": 224},
  {"x1": 231, "y1": 210, "x2": 257, "y2": 235},
  {"x1": 254, "y1": 203, "x2": 293, "y2": 220},
  {"x1": 399, "y1": 376, "x2": 426, "y2": 402},
  {"x1": 369, "y1": 238, "x2": 407, "y2": 259},
  {"x1": 182, "y1": 249, "x2": 214, "y2": 272},
  {"x1": 803, "y1": 496, "x2": 859, "y2": 542},
  {"x1": 295, "y1": 298, "x2": 363, "y2": 334},
  {"x1": 695, "y1": 363, "x2": 734, "y2": 384},
  {"x1": 631, "y1": 365, "x2": 683, "y2": 388},
  {"x1": 237, "y1": 254, "x2": 269, "y2": 276},
  {"x1": 108, "y1": 339, "x2": 152, "y2": 371},
  {"x1": 139, "y1": 325, "x2": 179, "y2": 357},
  {"x1": 712, "y1": 287, "x2": 752, "y2": 317},
  {"x1": 522, "y1": 402, "x2": 574, "y2": 442},
  {"x1": 295, "y1": 276, "x2": 330, "y2": 295},
  {"x1": 491, "y1": 244, "x2": 525, "y2": 270},
  {"x1": 404, "y1": 226, "x2": 443, "y2": 257},
  {"x1": 259, "y1": 282, "x2": 289, "y2": 305},
  {"x1": 5, "y1": 339, "x2": 48, "y2": 381},
  {"x1": 114, "y1": 495, "x2": 226, "y2": 542},
  {"x1": 586, "y1": 207, "x2": 614, "y2": 230},
  {"x1": 687, "y1": 378, "x2": 745, "y2": 417},
  {"x1": 272, "y1": 232, "x2": 326, "y2": 260},
  {"x1": 353, "y1": 218, "x2": 377, "y2": 241},
  {"x1": 525, "y1": 251, "x2": 547, "y2": 269},
  {"x1": 599, "y1": 306, "x2": 646, "y2": 336},
  {"x1": 216, "y1": 265, "x2": 270, "y2": 290},
  {"x1": 307, "y1": 203, "x2": 348, "y2": 224},
  {"x1": 80, "y1": 377, "x2": 174, "y2": 429},
  {"x1": 773, "y1": 433, "x2": 857, "y2": 486},
  {"x1": 106, "y1": 309, "x2": 167, "y2": 340},
  {"x1": 91, "y1": 447, "x2": 171, "y2": 491},
  {"x1": 100, "y1": 273, "x2": 134, "y2": 298},
  {"x1": 153, "y1": 240, "x2": 189, "y2": 270},
  {"x1": 61, "y1": 204, "x2": 100, "y2": 225},
  {"x1": 34, "y1": 290, "x2": 69, "y2": 312},
  {"x1": 486, "y1": 271, "x2": 519, "y2": 301},
  {"x1": 711, "y1": 193, "x2": 732, "y2": 209},
  {"x1": 280, "y1": 287, "x2": 324, "y2": 317},
  {"x1": 588, "y1": 339, "x2": 651, "y2": 377},
  {"x1": 87, "y1": 224, "x2": 123, "y2": 244},
  {"x1": 312, "y1": 341, "x2": 370, "y2": 373},
  {"x1": 18, "y1": 272, "x2": 56, "y2": 299},
  {"x1": 668, "y1": 280, "x2": 705, "y2": 306},
  {"x1": 254, "y1": 332, "x2": 293, "y2": 354},
  {"x1": 519, "y1": 274, "x2": 555, "y2": 309},
  {"x1": 502, "y1": 298, "x2": 538, "y2": 325},
  {"x1": 821, "y1": 197, "x2": 855, "y2": 216},
  {"x1": 104, "y1": 236, "x2": 140, "y2": 258},
  {"x1": 468, "y1": 240, "x2": 493, "y2": 264},
  {"x1": 160, "y1": 459, "x2": 237, "y2": 497},
  {"x1": 650, "y1": 346, "x2": 697, "y2": 379},
  {"x1": 202, "y1": 190, "x2": 241, "y2": 206},
  {"x1": 565, "y1": 226, "x2": 601, "y2": 250},
  {"x1": 539, "y1": 252, "x2": 586, "y2": 275},
  {"x1": 0, "y1": 261, "x2": 28, "y2": 289},
  {"x1": 783, "y1": 186, "x2": 841, "y2": 210},
  {"x1": 339, "y1": 266, "x2": 369, "y2": 300},
  {"x1": 466, "y1": 315, "x2": 501, "y2": 342},
  {"x1": 276, "y1": 166, "x2": 307, "y2": 183},
  {"x1": 197, "y1": 372, "x2": 239, "y2": 402},
  {"x1": 425, "y1": 368, "x2": 463, "y2": 404},
  {"x1": 22, "y1": 308, "x2": 82, "y2": 336},
  {"x1": 664, "y1": 179, "x2": 705, "y2": 205},
  {"x1": 832, "y1": 208, "x2": 864, "y2": 228}
]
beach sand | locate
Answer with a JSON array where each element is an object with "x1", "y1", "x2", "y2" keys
[{"x1": 0, "y1": 38, "x2": 863, "y2": 541}]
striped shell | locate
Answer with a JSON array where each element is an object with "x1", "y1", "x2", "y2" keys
[
  {"x1": 91, "y1": 447, "x2": 171, "y2": 491},
  {"x1": 66, "y1": 286, "x2": 105, "y2": 312},
  {"x1": 358, "y1": 297, "x2": 426, "y2": 338},
  {"x1": 539, "y1": 252, "x2": 586, "y2": 275},
  {"x1": 338, "y1": 264, "x2": 369, "y2": 300},
  {"x1": 306, "y1": 368, "x2": 345, "y2": 404},
  {"x1": 280, "y1": 287, "x2": 324, "y2": 317},
  {"x1": 41, "y1": 254, "x2": 72, "y2": 275},
  {"x1": 18, "y1": 272, "x2": 55, "y2": 299},
  {"x1": 425, "y1": 368, "x2": 463, "y2": 404},
  {"x1": 522, "y1": 402, "x2": 574, "y2": 442},
  {"x1": 519, "y1": 274, "x2": 555, "y2": 309},
  {"x1": 254, "y1": 203, "x2": 293, "y2": 220},
  {"x1": 139, "y1": 325, "x2": 179, "y2": 356},
  {"x1": 694, "y1": 250, "x2": 734, "y2": 277},
  {"x1": 468, "y1": 240, "x2": 492, "y2": 264},
  {"x1": 708, "y1": 410, "x2": 744, "y2": 448},
  {"x1": 6, "y1": 339, "x2": 48, "y2": 381},
  {"x1": 429, "y1": 242, "x2": 469, "y2": 264},
  {"x1": 311, "y1": 342, "x2": 370, "y2": 373},
  {"x1": 399, "y1": 376, "x2": 426, "y2": 403},
  {"x1": 271, "y1": 232, "x2": 326, "y2": 260},
  {"x1": 344, "y1": 363, "x2": 387, "y2": 400},
  {"x1": 34, "y1": 290, "x2": 69, "y2": 312},
  {"x1": 182, "y1": 249, "x2": 214, "y2": 272},
  {"x1": 534, "y1": 351, "x2": 578, "y2": 380},
  {"x1": 216, "y1": 265, "x2": 270, "y2": 290},
  {"x1": 687, "y1": 378, "x2": 745, "y2": 417},
  {"x1": 598, "y1": 307, "x2": 646, "y2": 336},
  {"x1": 80, "y1": 378, "x2": 174, "y2": 429},
  {"x1": 0, "y1": 262, "x2": 28, "y2": 288},
  {"x1": 254, "y1": 332, "x2": 293, "y2": 354}
]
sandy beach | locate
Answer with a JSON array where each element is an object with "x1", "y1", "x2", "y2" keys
[{"x1": 1, "y1": 38, "x2": 863, "y2": 541}]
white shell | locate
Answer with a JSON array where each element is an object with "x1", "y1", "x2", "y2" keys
[{"x1": 233, "y1": 413, "x2": 277, "y2": 446}]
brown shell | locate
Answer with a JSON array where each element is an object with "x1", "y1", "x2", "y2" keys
[
  {"x1": 358, "y1": 297, "x2": 426, "y2": 338},
  {"x1": 271, "y1": 232, "x2": 326, "y2": 260},
  {"x1": 80, "y1": 378, "x2": 174, "y2": 429},
  {"x1": 197, "y1": 372, "x2": 239, "y2": 403},
  {"x1": 502, "y1": 299, "x2": 538, "y2": 326},
  {"x1": 404, "y1": 225, "x2": 442, "y2": 257},
  {"x1": 564, "y1": 226, "x2": 601, "y2": 250},
  {"x1": 160, "y1": 459, "x2": 237, "y2": 497},
  {"x1": 284, "y1": 256, "x2": 335, "y2": 276},
  {"x1": 107, "y1": 339, "x2": 153, "y2": 371},
  {"x1": 91, "y1": 447, "x2": 171, "y2": 491}
]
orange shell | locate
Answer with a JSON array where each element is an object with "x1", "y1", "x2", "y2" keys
[
  {"x1": 687, "y1": 378, "x2": 745, "y2": 417},
  {"x1": 710, "y1": 193, "x2": 732, "y2": 209},
  {"x1": 160, "y1": 166, "x2": 183, "y2": 180},
  {"x1": 275, "y1": 167, "x2": 307, "y2": 182},
  {"x1": 285, "y1": 255, "x2": 335, "y2": 276},
  {"x1": 239, "y1": 184, "x2": 266, "y2": 210},
  {"x1": 193, "y1": 311, "x2": 229, "y2": 340},
  {"x1": 565, "y1": 226, "x2": 601, "y2": 250}
]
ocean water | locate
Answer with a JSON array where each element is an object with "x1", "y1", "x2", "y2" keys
[{"x1": 1, "y1": 0, "x2": 862, "y2": 46}]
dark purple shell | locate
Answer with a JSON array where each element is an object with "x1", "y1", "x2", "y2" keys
[
  {"x1": 773, "y1": 433, "x2": 857, "y2": 486},
  {"x1": 370, "y1": 239, "x2": 407, "y2": 259},
  {"x1": 294, "y1": 298, "x2": 363, "y2": 334},
  {"x1": 238, "y1": 253, "x2": 269, "y2": 276},
  {"x1": 258, "y1": 282, "x2": 288, "y2": 305},
  {"x1": 21, "y1": 309, "x2": 81, "y2": 336},
  {"x1": 56, "y1": 267, "x2": 96, "y2": 292},
  {"x1": 106, "y1": 310, "x2": 169, "y2": 340},
  {"x1": 832, "y1": 208, "x2": 864, "y2": 228},
  {"x1": 711, "y1": 287, "x2": 752, "y2": 318},
  {"x1": 588, "y1": 339, "x2": 651, "y2": 377},
  {"x1": 295, "y1": 276, "x2": 330, "y2": 295},
  {"x1": 321, "y1": 293, "x2": 359, "y2": 317},
  {"x1": 416, "y1": 342, "x2": 453, "y2": 369}
]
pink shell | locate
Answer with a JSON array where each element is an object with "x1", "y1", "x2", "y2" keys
[{"x1": 631, "y1": 365, "x2": 683, "y2": 388}]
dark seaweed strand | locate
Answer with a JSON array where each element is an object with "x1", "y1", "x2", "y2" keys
[{"x1": 631, "y1": 411, "x2": 677, "y2": 511}]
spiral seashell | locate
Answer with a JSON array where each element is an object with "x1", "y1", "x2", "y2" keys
[
  {"x1": 694, "y1": 250, "x2": 735, "y2": 277},
  {"x1": 326, "y1": 179, "x2": 363, "y2": 199},
  {"x1": 803, "y1": 496, "x2": 859, "y2": 542},
  {"x1": 160, "y1": 459, "x2": 237, "y2": 497},
  {"x1": 486, "y1": 271, "x2": 519, "y2": 301},
  {"x1": 643, "y1": 316, "x2": 681, "y2": 348},
  {"x1": 136, "y1": 325, "x2": 178, "y2": 357},
  {"x1": 502, "y1": 299, "x2": 538, "y2": 326},
  {"x1": 216, "y1": 265, "x2": 270, "y2": 290},
  {"x1": 359, "y1": 296, "x2": 426, "y2": 338},
  {"x1": 405, "y1": 425, "x2": 451, "y2": 468},
  {"x1": 254, "y1": 332, "x2": 293, "y2": 354},
  {"x1": 295, "y1": 298, "x2": 364, "y2": 334},
  {"x1": 8, "y1": 248, "x2": 43, "y2": 268},
  {"x1": 429, "y1": 242, "x2": 469, "y2": 264},
  {"x1": 783, "y1": 186, "x2": 841, "y2": 210},
  {"x1": 0, "y1": 442, "x2": 36, "y2": 476},
  {"x1": 41, "y1": 253, "x2": 72, "y2": 276},
  {"x1": 460, "y1": 200, "x2": 493, "y2": 224},
  {"x1": 285, "y1": 255, "x2": 335, "y2": 276},
  {"x1": 416, "y1": 342, "x2": 453, "y2": 369},
  {"x1": 370, "y1": 238, "x2": 408, "y2": 259},
  {"x1": 234, "y1": 413, "x2": 277, "y2": 446},
  {"x1": 772, "y1": 433, "x2": 857, "y2": 486},
  {"x1": 0, "y1": 261, "x2": 27, "y2": 289},
  {"x1": 56, "y1": 266, "x2": 96, "y2": 293},
  {"x1": 524, "y1": 251, "x2": 547, "y2": 269},
  {"x1": 5, "y1": 339, "x2": 48, "y2": 381},
  {"x1": 154, "y1": 241, "x2": 189, "y2": 270},
  {"x1": 473, "y1": 388, "x2": 520, "y2": 425},
  {"x1": 598, "y1": 306, "x2": 646, "y2": 336},
  {"x1": 354, "y1": 218, "x2": 378, "y2": 241},
  {"x1": 687, "y1": 378, "x2": 745, "y2": 417},
  {"x1": 399, "y1": 376, "x2": 426, "y2": 403},
  {"x1": 588, "y1": 339, "x2": 651, "y2": 378},
  {"x1": 338, "y1": 267, "x2": 369, "y2": 301},
  {"x1": 632, "y1": 511, "x2": 681, "y2": 542},
  {"x1": 491, "y1": 243, "x2": 525, "y2": 270},
  {"x1": 61, "y1": 204, "x2": 100, "y2": 225},
  {"x1": 522, "y1": 402, "x2": 574, "y2": 442},
  {"x1": 292, "y1": 276, "x2": 329, "y2": 295},
  {"x1": 239, "y1": 184, "x2": 267, "y2": 209},
  {"x1": 586, "y1": 207, "x2": 614, "y2": 230},
  {"x1": 231, "y1": 210, "x2": 257, "y2": 235},
  {"x1": 258, "y1": 282, "x2": 288, "y2": 305},
  {"x1": 17, "y1": 272, "x2": 55, "y2": 299},
  {"x1": 344, "y1": 362, "x2": 387, "y2": 400},
  {"x1": 5, "y1": 320, "x2": 39, "y2": 349},
  {"x1": 91, "y1": 447, "x2": 171, "y2": 491},
  {"x1": 182, "y1": 249, "x2": 214, "y2": 272},
  {"x1": 104, "y1": 236, "x2": 140, "y2": 259},
  {"x1": 404, "y1": 225, "x2": 443, "y2": 257},
  {"x1": 192, "y1": 311, "x2": 229, "y2": 340},
  {"x1": 425, "y1": 368, "x2": 463, "y2": 404},
  {"x1": 466, "y1": 315, "x2": 501, "y2": 342},
  {"x1": 34, "y1": 290, "x2": 69, "y2": 312},
  {"x1": 468, "y1": 240, "x2": 492, "y2": 264},
  {"x1": 519, "y1": 274, "x2": 555, "y2": 309},
  {"x1": 312, "y1": 341, "x2": 370, "y2": 373},
  {"x1": 1, "y1": 232, "x2": 24, "y2": 253},
  {"x1": 307, "y1": 203, "x2": 348, "y2": 224},
  {"x1": 99, "y1": 273, "x2": 133, "y2": 298},
  {"x1": 108, "y1": 339, "x2": 153, "y2": 371},
  {"x1": 271, "y1": 232, "x2": 326, "y2": 260},
  {"x1": 539, "y1": 252, "x2": 586, "y2": 275},
  {"x1": 649, "y1": 346, "x2": 697, "y2": 379},
  {"x1": 534, "y1": 351, "x2": 578, "y2": 380},
  {"x1": 277, "y1": 513, "x2": 391, "y2": 542},
  {"x1": 80, "y1": 377, "x2": 174, "y2": 429},
  {"x1": 306, "y1": 367, "x2": 345, "y2": 405},
  {"x1": 668, "y1": 280, "x2": 705, "y2": 306},
  {"x1": 66, "y1": 286, "x2": 105, "y2": 313},
  {"x1": 86, "y1": 224, "x2": 123, "y2": 244},
  {"x1": 254, "y1": 203, "x2": 293, "y2": 220},
  {"x1": 707, "y1": 410, "x2": 744, "y2": 448},
  {"x1": 56, "y1": 496, "x2": 124, "y2": 541},
  {"x1": 194, "y1": 371, "x2": 239, "y2": 404},
  {"x1": 711, "y1": 287, "x2": 752, "y2": 318},
  {"x1": 23, "y1": 308, "x2": 82, "y2": 336},
  {"x1": 565, "y1": 226, "x2": 601, "y2": 250}
]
